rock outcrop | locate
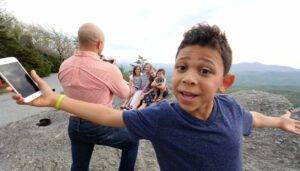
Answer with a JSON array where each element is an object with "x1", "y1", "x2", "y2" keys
[
  {"x1": 0, "y1": 90, "x2": 299, "y2": 170},
  {"x1": 233, "y1": 90, "x2": 299, "y2": 171}
]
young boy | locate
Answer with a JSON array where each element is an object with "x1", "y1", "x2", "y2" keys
[
  {"x1": 151, "y1": 68, "x2": 168, "y2": 102},
  {"x1": 9, "y1": 23, "x2": 300, "y2": 170}
]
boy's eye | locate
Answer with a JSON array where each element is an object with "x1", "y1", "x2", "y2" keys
[
  {"x1": 199, "y1": 68, "x2": 211, "y2": 75},
  {"x1": 175, "y1": 65, "x2": 186, "y2": 72}
]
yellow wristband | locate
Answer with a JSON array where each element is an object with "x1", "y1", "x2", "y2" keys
[{"x1": 55, "y1": 95, "x2": 65, "y2": 110}]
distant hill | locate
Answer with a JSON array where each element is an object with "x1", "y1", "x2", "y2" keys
[
  {"x1": 228, "y1": 63, "x2": 300, "y2": 107},
  {"x1": 231, "y1": 62, "x2": 300, "y2": 73},
  {"x1": 120, "y1": 62, "x2": 300, "y2": 85},
  {"x1": 234, "y1": 71, "x2": 300, "y2": 86},
  {"x1": 119, "y1": 62, "x2": 174, "y2": 77},
  {"x1": 119, "y1": 61, "x2": 300, "y2": 107}
]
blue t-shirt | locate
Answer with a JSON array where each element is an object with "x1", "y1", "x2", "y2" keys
[{"x1": 123, "y1": 94, "x2": 253, "y2": 171}]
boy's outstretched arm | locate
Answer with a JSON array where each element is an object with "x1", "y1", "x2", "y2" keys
[
  {"x1": 251, "y1": 111, "x2": 300, "y2": 135},
  {"x1": 59, "y1": 96, "x2": 125, "y2": 127},
  {"x1": 9, "y1": 70, "x2": 125, "y2": 128}
]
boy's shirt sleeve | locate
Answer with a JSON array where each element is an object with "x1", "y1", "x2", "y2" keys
[
  {"x1": 240, "y1": 105, "x2": 253, "y2": 136},
  {"x1": 123, "y1": 103, "x2": 163, "y2": 141},
  {"x1": 227, "y1": 95, "x2": 253, "y2": 136}
]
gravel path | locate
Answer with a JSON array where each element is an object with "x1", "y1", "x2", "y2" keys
[{"x1": 0, "y1": 74, "x2": 62, "y2": 127}]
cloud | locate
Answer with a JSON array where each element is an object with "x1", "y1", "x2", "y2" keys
[
  {"x1": 208, "y1": 0, "x2": 300, "y2": 68},
  {"x1": 5, "y1": 0, "x2": 300, "y2": 68}
]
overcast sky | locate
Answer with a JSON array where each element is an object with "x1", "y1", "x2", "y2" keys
[{"x1": 4, "y1": 0, "x2": 300, "y2": 69}]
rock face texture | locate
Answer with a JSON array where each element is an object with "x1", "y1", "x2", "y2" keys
[
  {"x1": 0, "y1": 90, "x2": 299, "y2": 170},
  {"x1": 232, "y1": 90, "x2": 299, "y2": 171},
  {"x1": 0, "y1": 111, "x2": 158, "y2": 171}
]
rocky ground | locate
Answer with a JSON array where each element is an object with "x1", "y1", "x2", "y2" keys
[
  {"x1": 0, "y1": 110, "x2": 158, "y2": 171},
  {"x1": 0, "y1": 90, "x2": 299, "y2": 170},
  {"x1": 233, "y1": 90, "x2": 300, "y2": 171}
]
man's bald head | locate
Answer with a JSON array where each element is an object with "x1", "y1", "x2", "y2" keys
[{"x1": 78, "y1": 23, "x2": 105, "y2": 48}]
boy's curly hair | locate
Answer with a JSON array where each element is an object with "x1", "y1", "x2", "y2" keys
[
  {"x1": 156, "y1": 68, "x2": 166, "y2": 76},
  {"x1": 176, "y1": 23, "x2": 232, "y2": 75}
]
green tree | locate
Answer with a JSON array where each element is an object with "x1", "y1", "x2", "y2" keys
[
  {"x1": 0, "y1": 6, "x2": 76, "y2": 76},
  {"x1": 10, "y1": 46, "x2": 51, "y2": 77},
  {"x1": 131, "y1": 55, "x2": 147, "y2": 68},
  {"x1": 43, "y1": 53, "x2": 61, "y2": 73},
  {"x1": 0, "y1": 10, "x2": 51, "y2": 76},
  {"x1": 50, "y1": 27, "x2": 76, "y2": 63},
  {"x1": 119, "y1": 65, "x2": 130, "y2": 81}
]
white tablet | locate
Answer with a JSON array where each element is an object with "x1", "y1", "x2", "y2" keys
[{"x1": 0, "y1": 57, "x2": 41, "y2": 102}]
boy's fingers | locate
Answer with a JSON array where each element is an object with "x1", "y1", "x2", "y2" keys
[
  {"x1": 31, "y1": 70, "x2": 51, "y2": 91},
  {"x1": 290, "y1": 108, "x2": 300, "y2": 115},
  {"x1": 16, "y1": 99, "x2": 25, "y2": 105},
  {"x1": 30, "y1": 70, "x2": 41, "y2": 83},
  {"x1": 31, "y1": 70, "x2": 47, "y2": 87},
  {"x1": 6, "y1": 86, "x2": 13, "y2": 92},
  {"x1": 12, "y1": 94, "x2": 22, "y2": 101},
  {"x1": 281, "y1": 111, "x2": 291, "y2": 119},
  {"x1": 294, "y1": 129, "x2": 300, "y2": 135}
]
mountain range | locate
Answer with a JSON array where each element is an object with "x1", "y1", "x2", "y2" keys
[
  {"x1": 120, "y1": 62, "x2": 300, "y2": 107},
  {"x1": 120, "y1": 62, "x2": 300, "y2": 86},
  {"x1": 231, "y1": 62, "x2": 300, "y2": 73}
]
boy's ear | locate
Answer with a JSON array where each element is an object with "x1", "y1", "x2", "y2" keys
[{"x1": 219, "y1": 74, "x2": 235, "y2": 93}]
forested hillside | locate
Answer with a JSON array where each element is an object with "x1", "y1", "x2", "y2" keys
[{"x1": 0, "y1": 4, "x2": 76, "y2": 77}]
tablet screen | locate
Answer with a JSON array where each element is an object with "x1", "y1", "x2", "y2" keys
[{"x1": 0, "y1": 62, "x2": 39, "y2": 97}]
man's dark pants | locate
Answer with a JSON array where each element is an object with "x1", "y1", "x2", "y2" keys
[{"x1": 68, "y1": 117, "x2": 139, "y2": 171}]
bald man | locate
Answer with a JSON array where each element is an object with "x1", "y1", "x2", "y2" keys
[{"x1": 58, "y1": 23, "x2": 138, "y2": 171}]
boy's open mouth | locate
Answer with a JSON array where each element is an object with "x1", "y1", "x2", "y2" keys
[{"x1": 179, "y1": 91, "x2": 198, "y2": 102}]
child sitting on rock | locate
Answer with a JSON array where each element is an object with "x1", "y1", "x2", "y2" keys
[
  {"x1": 120, "y1": 65, "x2": 142, "y2": 109},
  {"x1": 151, "y1": 68, "x2": 168, "y2": 102}
]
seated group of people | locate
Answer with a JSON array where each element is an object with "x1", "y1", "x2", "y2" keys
[{"x1": 120, "y1": 63, "x2": 169, "y2": 110}]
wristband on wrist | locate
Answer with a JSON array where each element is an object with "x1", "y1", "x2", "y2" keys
[{"x1": 54, "y1": 95, "x2": 65, "y2": 110}]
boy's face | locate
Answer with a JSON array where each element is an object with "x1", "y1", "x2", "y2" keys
[
  {"x1": 157, "y1": 71, "x2": 164, "y2": 78},
  {"x1": 172, "y1": 45, "x2": 227, "y2": 116}
]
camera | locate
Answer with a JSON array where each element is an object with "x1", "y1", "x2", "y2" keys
[
  {"x1": 100, "y1": 54, "x2": 114, "y2": 64},
  {"x1": 103, "y1": 59, "x2": 114, "y2": 64}
]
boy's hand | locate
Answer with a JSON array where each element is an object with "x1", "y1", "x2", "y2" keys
[
  {"x1": 0, "y1": 79, "x2": 7, "y2": 89},
  {"x1": 7, "y1": 70, "x2": 59, "y2": 107},
  {"x1": 279, "y1": 111, "x2": 300, "y2": 135}
]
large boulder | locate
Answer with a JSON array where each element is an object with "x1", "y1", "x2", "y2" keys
[{"x1": 232, "y1": 90, "x2": 299, "y2": 171}]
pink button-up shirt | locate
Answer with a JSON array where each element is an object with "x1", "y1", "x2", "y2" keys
[{"x1": 58, "y1": 51, "x2": 130, "y2": 108}]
